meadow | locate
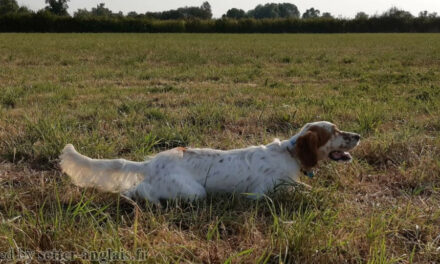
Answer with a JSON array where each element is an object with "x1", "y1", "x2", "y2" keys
[{"x1": 0, "y1": 33, "x2": 439, "y2": 263}]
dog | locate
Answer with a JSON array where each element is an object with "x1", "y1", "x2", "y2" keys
[{"x1": 60, "y1": 121, "x2": 360, "y2": 202}]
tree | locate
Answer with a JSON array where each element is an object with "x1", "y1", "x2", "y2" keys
[
  {"x1": 0, "y1": 0, "x2": 18, "y2": 16},
  {"x1": 247, "y1": 3, "x2": 300, "y2": 19},
  {"x1": 73, "y1": 8, "x2": 90, "y2": 18},
  {"x1": 74, "y1": 3, "x2": 122, "y2": 18},
  {"x1": 114, "y1": 11, "x2": 123, "y2": 18},
  {"x1": 302, "y1": 8, "x2": 320, "y2": 19},
  {"x1": 127, "y1": 11, "x2": 138, "y2": 18},
  {"x1": 200, "y1": 1, "x2": 212, "y2": 19},
  {"x1": 17, "y1": 6, "x2": 32, "y2": 15},
  {"x1": 91, "y1": 3, "x2": 113, "y2": 17},
  {"x1": 178, "y1": 6, "x2": 208, "y2": 19},
  {"x1": 45, "y1": 0, "x2": 69, "y2": 16},
  {"x1": 419, "y1": 10, "x2": 437, "y2": 18},
  {"x1": 157, "y1": 10, "x2": 184, "y2": 20},
  {"x1": 355, "y1": 11, "x2": 369, "y2": 20},
  {"x1": 321, "y1": 12, "x2": 333, "y2": 19},
  {"x1": 145, "y1": 2, "x2": 212, "y2": 20},
  {"x1": 223, "y1": 8, "x2": 246, "y2": 19},
  {"x1": 381, "y1": 7, "x2": 413, "y2": 19},
  {"x1": 247, "y1": 4, "x2": 276, "y2": 19},
  {"x1": 278, "y1": 3, "x2": 300, "y2": 18}
]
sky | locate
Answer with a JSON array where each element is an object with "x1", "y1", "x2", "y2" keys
[{"x1": 17, "y1": 0, "x2": 440, "y2": 18}]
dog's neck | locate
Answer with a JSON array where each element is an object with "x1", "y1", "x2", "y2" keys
[
  {"x1": 281, "y1": 133, "x2": 300, "y2": 153},
  {"x1": 282, "y1": 134, "x2": 315, "y2": 179}
]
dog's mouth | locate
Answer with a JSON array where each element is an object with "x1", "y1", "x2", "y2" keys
[{"x1": 329, "y1": 151, "x2": 352, "y2": 162}]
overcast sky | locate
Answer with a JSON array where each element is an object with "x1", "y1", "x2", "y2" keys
[{"x1": 17, "y1": 0, "x2": 440, "y2": 18}]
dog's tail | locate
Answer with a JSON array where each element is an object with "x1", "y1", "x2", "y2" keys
[{"x1": 59, "y1": 144, "x2": 146, "y2": 193}]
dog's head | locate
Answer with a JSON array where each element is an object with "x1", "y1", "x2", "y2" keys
[{"x1": 294, "y1": 121, "x2": 360, "y2": 169}]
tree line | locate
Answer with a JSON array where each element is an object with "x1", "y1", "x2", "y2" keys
[{"x1": 0, "y1": 0, "x2": 439, "y2": 33}]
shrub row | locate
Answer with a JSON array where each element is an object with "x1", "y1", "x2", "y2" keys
[{"x1": 1, "y1": 14, "x2": 439, "y2": 33}]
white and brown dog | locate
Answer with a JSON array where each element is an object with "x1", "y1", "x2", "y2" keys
[{"x1": 60, "y1": 121, "x2": 360, "y2": 202}]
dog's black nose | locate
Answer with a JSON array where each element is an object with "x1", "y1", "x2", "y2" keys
[{"x1": 353, "y1": 134, "x2": 361, "y2": 141}]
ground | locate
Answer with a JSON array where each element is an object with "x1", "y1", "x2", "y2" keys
[{"x1": 0, "y1": 33, "x2": 439, "y2": 263}]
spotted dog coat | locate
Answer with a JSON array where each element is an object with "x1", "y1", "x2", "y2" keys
[{"x1": 60, "y1": 121, "x2": 360, "y2": 202}]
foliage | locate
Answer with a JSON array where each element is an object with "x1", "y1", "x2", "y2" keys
[
  {"x1": 44, "y1": 0, "x2": 69, "y2": 16},
  {"x1": 321, "y1": 12, "x2": 333, "y2": 19},
  {"x1": 247, "y1": 3, "x2": 300, "y2": 19},
  {"x1": 355, "y1": 11, "x2": 369, "y2": 20},
  {"x1": 74, "y1": 3, "x2": 123, "y2": 18},
  {"x1": 0, "y1": 0, "x2": 18, "y2": 15},
  {"x1": 145, "y1": 1, "x2": 212, "y2": 20},
  {"x1": 223, "y1": 8, "x2": 246, "y2": 19},
  {"x1": 302, "y1": 8, "x2": 320, "y2": 19},
  {"x1": 381, "y1": 7, "x2": 413, "y2": 19},
  {"x1": 1, "y1": 13, "x2": 440, "y2": 33},
  {"x1": 90, "y1": 3, "x2": 113, "y2": 17},
  {"x1": 418, "y1": 10, "x2": 437, "y2": 18}
]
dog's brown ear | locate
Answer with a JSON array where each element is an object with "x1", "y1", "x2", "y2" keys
[{"x1": 295, "y1": 131, "x2": 319, "y2": 169}]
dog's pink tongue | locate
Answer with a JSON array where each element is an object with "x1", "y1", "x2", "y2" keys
[
  {"x1": 332, "y1": 151, "x2": 345, "y2": 159},
  {"x1": 330, "y1": 151, "x2": 352, "y2": 161}
]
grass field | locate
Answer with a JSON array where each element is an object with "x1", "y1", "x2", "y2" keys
[{"x1": 0, "y1": 33, "x2": 439, "y2": 263}]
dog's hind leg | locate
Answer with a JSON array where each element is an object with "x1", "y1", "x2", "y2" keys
[{"x1": 123, "y1": 182, "x2": 159, "y2": 203}]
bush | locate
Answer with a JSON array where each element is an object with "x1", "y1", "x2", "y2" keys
[{"x1": 1, "y1": 13, "x2": 440, "y2": 33}]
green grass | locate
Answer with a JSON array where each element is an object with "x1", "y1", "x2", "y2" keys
[{"x1": 0, "y1": 33, "x2": 439, "y2": 263}]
